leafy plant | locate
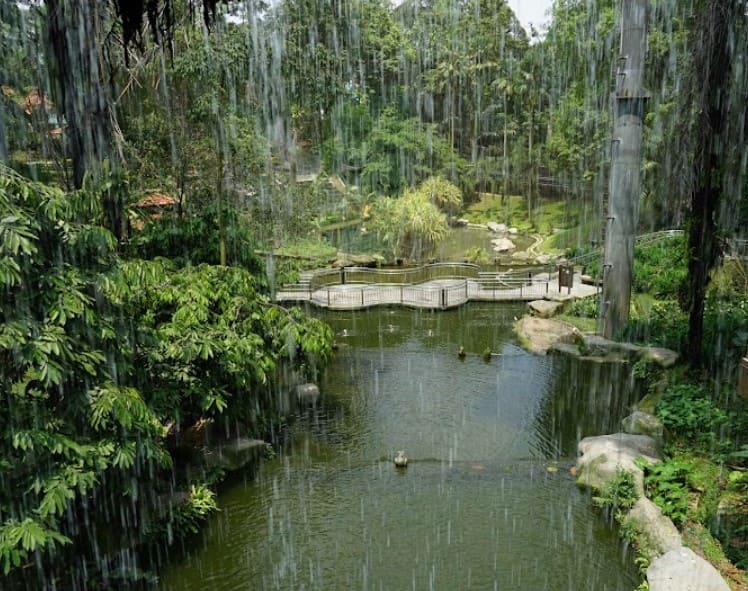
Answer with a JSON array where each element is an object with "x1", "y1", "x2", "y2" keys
[
  {"x1": 637, "y1": 458, "x2": 691, "y2": 525},
  {"x1": 594, "y1": 468, "x2": 639, "y2": 521},
  {"x1": 655, "y1": 383, "x2": 729, "y2": 448}
]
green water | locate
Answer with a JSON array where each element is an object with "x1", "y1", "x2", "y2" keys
[{"x1": 159, "y1": 303, "x2": 640, "y2": 590}]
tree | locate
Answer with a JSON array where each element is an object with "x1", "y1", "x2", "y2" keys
[
  {"x1": 0, "y1": 165, "x2": 169, "y2": 583},
  {"x1": 684, "y1": 0, "x2": 745, "y2": 365},
  {"x1": 369, "y1": 176, "x2": 459, "y2": 260}
]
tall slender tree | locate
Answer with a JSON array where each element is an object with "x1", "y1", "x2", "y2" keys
[{"x1": 685, "y1": 0, "x2": 746, "y2": 365}]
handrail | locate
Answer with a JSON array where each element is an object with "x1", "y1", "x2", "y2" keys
[{"x1": 308, "y1": 262, "x2": 481, "y2": 289}]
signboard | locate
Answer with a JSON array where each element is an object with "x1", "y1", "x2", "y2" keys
[{"x1": 558, "y1": 264, "x2": 574, "y2": 290}]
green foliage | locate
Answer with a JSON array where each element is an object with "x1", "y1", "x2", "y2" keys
[
  {"x1": 0, "y1": 166, "x2": 334, "y2": 581},
  {"x1": 104, "y1": 260, "x2": 334, "y2": 425},
  {"x1": 623, "y1": 300, "x2": 688, "y2": 353},
  {"x1": 464, "y1": 246, "x2": 490, "y2": 265},
  {"x1": 656, "y1": 383, "x2": 729, "y2": 449},
  {"x1": 638, "y1": 458, "x2": 691, "y2": 525},
  {"x1": 632, "y1": 236, "x2": 687, "y2": 299},
  {"x1": 594, "y1": 468, "x2": 639, "y2": 521},
  {"x1": 0, "y1": 165, "x2": 169, "y2": 576},
  {"x1": 165, "y1": 484, "x2": 219, "y2": 540},
  {"x1": 130, "y1": 203, "x2": 264, "y2": 275},
  {"x1": 565, "y1": 297, "x2": 599, "y2": 319},
  {"x1": 369, "y1": 186, "x2": 450, "y2": 261}
]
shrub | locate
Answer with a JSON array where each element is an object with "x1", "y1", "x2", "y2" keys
[
  {"x1": 595, "y1": 468, "x2": 639, "y2": 521},
  {"x1": 656, "y1": 384, "x2": 729, "y2": 448},
  {"x1": 565, "y1": 297, "x2": 599, "y2": 318},
  {"x1": 638, "y1": 458, "x2": 691, "y2": 525}
]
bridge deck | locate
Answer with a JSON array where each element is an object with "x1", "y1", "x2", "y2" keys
[{"x1": 276, "y1": 274, "x2": 599, "y2": 310}]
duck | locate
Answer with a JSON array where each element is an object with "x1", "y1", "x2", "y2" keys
[
  {"x1": 457, "y1": 346, "x2": 466, "y2": 360},
  {"x1": 482, "y1": 347, "x2": 492, "y2": 362},
  {"x1": 394, "y1": 450, "x2": 408, "y2": 468}
]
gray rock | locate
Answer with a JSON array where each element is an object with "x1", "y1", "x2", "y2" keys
[
  {"x1": 581, "y1": 335, "x2": 641, "y2": 358},
  {"x1": 638, "y1": 347, "x2": 679, "y2": 368},
  {"x1": 577, "y1": 433, "x2": 660, "y2": 493},
  {"x1": 491, "y1": 237, "x2": 515, "y2": 252},
  {"x1": 508, "y1": 227, "x2": 519, "y2": 235},
  {"x1": 622, "y1": 411, "x2": 664, "y2": 441},
  {"x1": 547, "y1": 342, "x2": 582, "y2": 357},
  {"x1": 626, "y1": 497, "x2": 682, "y2": 558},
  {"x1": 487, "y1": 222, "x2": 508, "y2": 233},
  {"x1": 527, "y1": 299, "x2": 563, "y2": 318},
  {"x1": 647, "y1": 547, "x2": 730, "y2": 591},
  {"x1": 202, "y1": 437, "x2": 267, "y2": 471},
  {"x1": 296, "y1": 382, "x2": 321, "y2": 405}
]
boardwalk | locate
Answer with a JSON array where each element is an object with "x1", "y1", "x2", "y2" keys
[{"x1": 276, "y1": 272, "x2": 599, "y2": 310}]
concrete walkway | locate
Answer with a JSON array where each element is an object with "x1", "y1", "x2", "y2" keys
[{"x1": 276, "y1": 272, "x2": 599, "y2": 310}]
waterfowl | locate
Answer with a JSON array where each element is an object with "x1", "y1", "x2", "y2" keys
[
  {"x1": 457, "y1": 346, "x2": 466, "y2": 359},
  {"x1": 482, "y1": 347, "x2": 492, "y2": 361},
  {"x1": 394, "y1": 450, "x2": 408, "y2": 468}
]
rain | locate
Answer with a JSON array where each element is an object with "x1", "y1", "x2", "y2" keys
[{"x1": 0, "y1": 0, "x2": 747, "y2": 590}]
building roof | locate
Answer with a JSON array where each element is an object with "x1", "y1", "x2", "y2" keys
[{"x1": 133, "y1": 192, "x2": 177, "y2": 208}]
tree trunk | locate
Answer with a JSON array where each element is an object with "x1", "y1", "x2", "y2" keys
[
  {"x1": 0, "y1": 104, "x2": 7, "y2": 164},
  {"x1": 46, "y1": 0, "x2": 124, "y2": 239},
  {"x1": 599, "y1": 0, "x2": 648, "y2": 339},
  {"x1": 686, "y1": 1, "x2": 734, "y2": 366}
]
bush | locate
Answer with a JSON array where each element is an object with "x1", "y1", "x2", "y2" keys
[
  {"x1": 623, "y1": 299, "x2": 688, "y2": 353},
  {"x1": 632, "y1": 236, "x2": 687, "y2": 299},
  {"x1": 638, "y1": 458, "x2": 691, "y2": 525},
  {"x1": 595, "y1": 468, "x2": 639, "y2": 521},
  {"x1": 656, "y1": 384, "x2": 729, "y2": 448},
  {"x1": 565, "y1": 297, "x2": 599, "y2": 318}
]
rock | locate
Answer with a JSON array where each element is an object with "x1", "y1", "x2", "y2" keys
[
  {"x1": 202, "y1": 437, "x2": 267, "y2": 472},
  {"x1": 534, "y1": 253, "x2": 554, "y2": 265},
  {"x1": 296, "y1": 383, "x2": 321, "y2": 405},
  {"x1": 581, "y1": 335, "x2": 641, "y2": 359},
  {"x1": 527, "y1": 299, "x2": 563, "y2": 318},
  {"x1": 491, "y1": 237, "x2": 515, "y2": 252},
  {"x1": 487, "y1": 222, "x2": 508, "y2": 233},
  {"x1": 514, "y1": 316, "x2": 579, "y2": 354},
  {"x1": 576, "y1": 433, "x2": 660, "y2": 493},
  {"x1": 622, "y1": 411, "x2": 664, "y2": 441},
  {"x1": 547, "y1": 342, "x2": 583, "y2": 357},
  {"x1": 508, "y1": 227, "x2": 519, "y2": 235},
  {"x1": 638, "y1": 347, "x2": 679, "y2": 368},
  {"x1": 626, "y1": 497, "x2": 682, "y2": 558},
  {"x1": 647, "y1": 547, "x2": 730, "y2": 591},
  {"x1": 511, "y1": 251, "x2": 532, "y2": 262}
]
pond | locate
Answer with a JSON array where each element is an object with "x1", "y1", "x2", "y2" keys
[{"x1": 159, "y1": 303, "x2": 640, "y2": 590}]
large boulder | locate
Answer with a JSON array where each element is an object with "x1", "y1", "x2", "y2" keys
[
  {"x1": 581, "y1": 335, "x2": 641, "y2": 359},
  {"x1": 626, "y1": 497, "x2": 682, "y2": 558},
  {"x1": 491, "y1": 237, "x2": 515, "y2": 252},
  {"x1": 622, "y1": 411, "x2": 664, "y2": 441},
  {"x1": 514, "y1": 316, "x2": 579, "y2": 354},
  {"x1": 638, "y1": 346, "x2": 679, "y2": 368},
  {"x1": 647, "y1": 547, "x2": 730, "y2": 591},
  {"x1": 527, "y1": 299, "x2": 563, "y2": 318},
  {"x1": 576, "y1": 433, "x2": 660, "y2": 493},
  {"x1": 487, "y1": 222, "x2": 508, "y2": 233}
]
